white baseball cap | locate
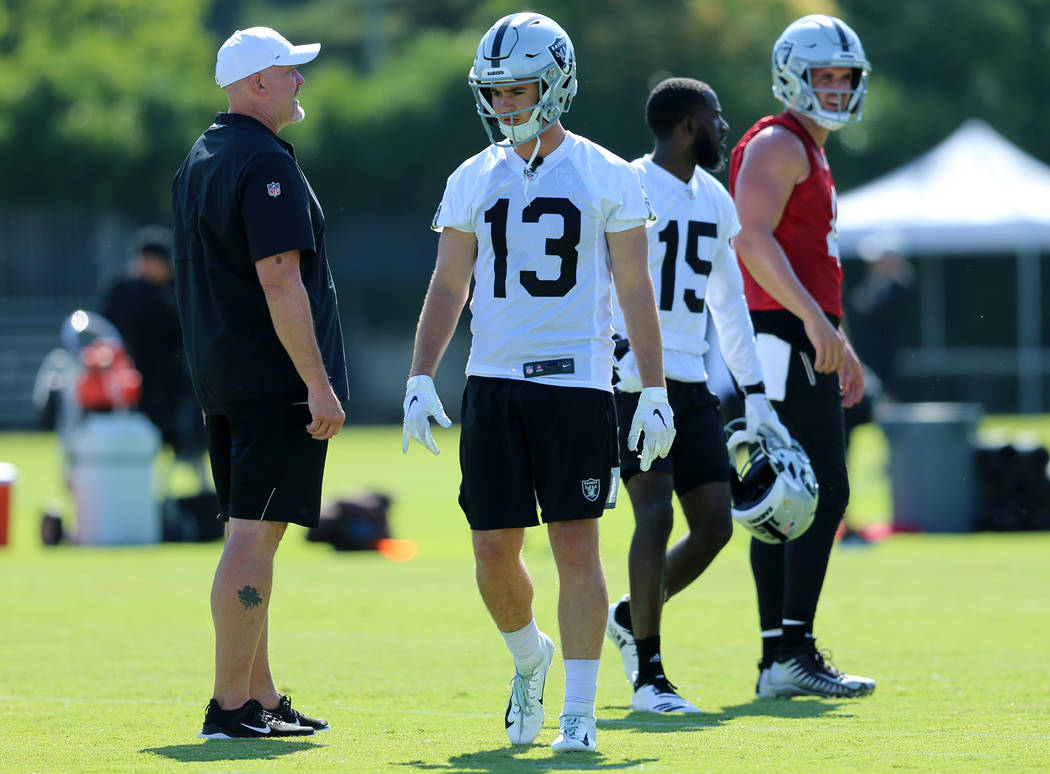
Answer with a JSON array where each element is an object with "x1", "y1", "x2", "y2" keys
[{"x1": 215, "y1": 27, "x2": 320, "y2": 88}]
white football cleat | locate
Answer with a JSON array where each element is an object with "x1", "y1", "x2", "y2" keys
[
  {"x1": 768, "y1": 641, "x2": 875, "y2": 698},
  {"x1": 755, "y1": 665, "x2": 773, "y2": 698},
  {"x1": 630, "y1": 678, "x2": 700, "y2": 714},
  {"x1": 605, "y1": 595, "x2": 637, "y2": 683},
  {"x1": 551, "y1": 713, "x2": 597, "y2": 753},
  {"x1": 504, "y1": 633, "x2": 555, "y2": 745}
]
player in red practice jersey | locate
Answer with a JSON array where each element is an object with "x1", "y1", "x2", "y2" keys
[{"x1": 729, "y1": 14, "x2": 876, "y2": 700}]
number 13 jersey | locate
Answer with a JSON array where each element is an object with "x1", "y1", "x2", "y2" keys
[{"x1": 433, "y1": 132, "x2": 654, "y2": 392}]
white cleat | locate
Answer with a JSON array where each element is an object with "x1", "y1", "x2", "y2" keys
[
  {"x1": 504, "y1": 633, "x2": 555, "y2": 745},
  {"x1": 768, "y1": 642, "x2": 876, "y2": 699},
  {"x1": 630, "y1": 679, "x2": 701, "y2": 714},
  {"x1": 755, "y1": 665, "x2": 773, "y2": 698},
  {"x1": 551, "y1": 713, "x2": 597, "y2": 753},
  {"x1": 605, "y1": 595, "x2": 637, "y2": 683}
]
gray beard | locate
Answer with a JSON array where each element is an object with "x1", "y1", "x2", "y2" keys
[{"x1": 292, "y1": 102, "x2": 306, "y2": 124}]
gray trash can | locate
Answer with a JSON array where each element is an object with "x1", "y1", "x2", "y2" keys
[
  {"x1": 876, "y1": 402, "x2": 983, "y2": 533},
  {"x1": 68, "y1": 411, "x2": 161, "y2": 545}
]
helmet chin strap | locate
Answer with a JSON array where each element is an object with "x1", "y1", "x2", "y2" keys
[
  {"x1": 521, "y1": 140, "x2": 543, "y2": 200},
  {"x1": 492, "y1": 102, "x2": 548, "y2": 199},
  {"x1": 497, "y1": 101, "x2": 545, "y2": 142},
  {"x1": 812, "y1": 113, "x2": 847, "y2": 131}
]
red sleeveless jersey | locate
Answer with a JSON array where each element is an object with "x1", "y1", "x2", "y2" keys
[{"x1": 729, "y1": 111, "x2": 842, "y2": 317}]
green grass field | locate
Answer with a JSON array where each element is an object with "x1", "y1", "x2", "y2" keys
[{"x1": 1, "y1": 423, "x2": 1049, "y2": 773}]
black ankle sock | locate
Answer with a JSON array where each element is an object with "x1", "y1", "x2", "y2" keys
[
  {"x1": 614, "y1": 599, "x2": 633, "y2": 632},
  {"x1": 635, "y1": 635, "x2": 663, "y2": 685},
  {"x1": 779, "y1": 623, "x2": 809, "y2": 656},
  {"x1": 761, "y1": 636, "x2": 781, "y2": 669}
]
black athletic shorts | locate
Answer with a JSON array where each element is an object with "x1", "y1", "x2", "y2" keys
[
  {"x1": 458, "y1": 376, "x2": 620, "y2": 530},
  {"x1": 616, "y1": 379, "x2": 732, "y2": 496},
  {"x1": 207, "y1": 403, "x2": 329, "y2": 528}
]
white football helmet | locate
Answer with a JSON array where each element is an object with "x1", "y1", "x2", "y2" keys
[
  {"x1": 725, "y1": 419, "x2": 818, "y2": 544},
  {"x1": 771, "y1": 14, "x2": 870, "y2": 131},
  {"x1": 468, "y1": 13, "x2": 577, "y2": 146}
]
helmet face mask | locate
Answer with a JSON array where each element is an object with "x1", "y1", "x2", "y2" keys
[
  {"x1": 726, "y1": 419, "x2": 819, "y2": 544},
  {"x1": 771, "y1": 14, "x2": 870, "y2": 131},
  {"x1": 469, "y1": 13, "x2": 577, "y2": 146}
]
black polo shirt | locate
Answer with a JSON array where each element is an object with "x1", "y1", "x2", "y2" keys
[{"x1": 171, "y1": 113, "x2": 348, "y2": 413}]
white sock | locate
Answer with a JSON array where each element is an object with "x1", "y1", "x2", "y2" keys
[
  {"x1": 500, "y1": 620, "x2": 542, "y2": 672},
  {"x1": 562, "y1": 659, "x2": 600, "y2": 718}
]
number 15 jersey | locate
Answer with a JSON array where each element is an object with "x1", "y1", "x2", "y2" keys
[
  {"x1": 433, "y1": 132, "x2": 654, "y2": 392},
  {"x1": 612, "y1": 156, "x2": 763, "y2": 389}
]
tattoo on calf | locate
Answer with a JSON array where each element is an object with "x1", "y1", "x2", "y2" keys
[{"x1": 237, "y1": 585, "x2": 263, "y2": 609}]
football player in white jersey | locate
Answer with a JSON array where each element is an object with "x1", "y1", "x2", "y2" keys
[
  {"x1": 604, "y1": 78, "x2": 790, "y2": 713},
  {"x1": 401, "y1": 13, "x2": 675, "y2": 753}
]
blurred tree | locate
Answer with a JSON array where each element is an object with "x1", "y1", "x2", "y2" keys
[
  {"x1": 834, "y1": 0, "x2": 1050, "y2": 190},
  {"x1": 0, "y1": 0, "x2": 219, "y2": 215},
  {"x1": 2, "y1": 0, "x2": 1049, "y2": 217}
]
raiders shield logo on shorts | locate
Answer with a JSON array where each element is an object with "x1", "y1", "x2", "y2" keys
[{"x1": 581, "y1": 478, "x2": 600, "y2": 502}]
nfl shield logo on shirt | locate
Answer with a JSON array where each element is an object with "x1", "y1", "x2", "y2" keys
[
  {"x1": 556, "y1": 166, "x2": 577, "y2": 190},
  {"x1": 581, "y1": 478, "x2": 600, "y2": 502},
  {"x1": 267, "y1": 181, "x2": 281, "y2": 197}
]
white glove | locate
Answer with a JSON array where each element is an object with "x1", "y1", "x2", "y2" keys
[
  {"x1": 402, "y1": 375, "x2": 452, "y2": 455},
  {"x1": 628, "y1": 386, "x2": 676, "y2": 472},
  {"x1": 744, "y1": 393, "x2": 791, "y2": 444}
]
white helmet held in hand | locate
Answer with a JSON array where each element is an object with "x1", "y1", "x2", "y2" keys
[
  {"x1": 469, "y1": 12, "x2": 577, "y2": 146},
  {"x1": 772, "y1": 14, "x2": 869, "y2": 130},
  {"x1": 725, "y1": 419, "x2": 818, "y2": 544}
]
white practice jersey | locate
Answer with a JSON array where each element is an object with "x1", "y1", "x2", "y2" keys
[
  {"x1": 612, "y1": 156, "x2": 763, "y2": 390},
  {"x1": 434, "y1": 132, "x2": 654, "y2": 391}
]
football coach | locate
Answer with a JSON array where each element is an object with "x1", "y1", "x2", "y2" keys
[{"x1": 172, "y1": 26, "x2": 348, "y2": 739}]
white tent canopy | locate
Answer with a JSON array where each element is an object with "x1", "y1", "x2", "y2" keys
[
  {"x1": 838, "y1": 119, "x2": 1050, "y2": 256},
  {"x1": 836, "y1": 119, "x2": 1050, "y2": 412}
]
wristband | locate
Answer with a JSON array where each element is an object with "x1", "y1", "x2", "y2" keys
[{"x1": 742, "y1": 382, "x2": 766, "y2": 396}]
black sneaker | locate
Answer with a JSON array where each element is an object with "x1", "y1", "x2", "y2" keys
[
  {"x1": 768, "y1": 641, "x2": 875, "y2": 698},
  {"x1": 265, "y1": 695, "x2": 330, "y2": 732},
  {"x1": 198, "y1": 698, "x2": 315, "y2": 739}
]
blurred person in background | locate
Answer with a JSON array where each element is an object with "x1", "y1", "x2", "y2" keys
[
  {"x1": 604, "y1": 77, "x2": 789, "y2": 714},
  {"x1": 402, "y1": 11, "x2": 674, "y2": 753},
  {"x1": 840, "y1": 236, "x2": 914, "y2": 542},
  {"x1": 172, "y1": 26, "x2": 347, "y2": 740},
  {"x1": 101, "y1": 226, "x2": 203, "y2": 459},
  {"x1": 848, "y1": 234, "x2": 914, "y2": 403},
  {"x1": 729, "y1": 14, "x2": 876, "y2": 699}
]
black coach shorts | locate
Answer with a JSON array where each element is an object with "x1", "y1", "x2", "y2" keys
[
  {"x1": 207, "y1": 402, "x2": 329, "y2": 528},
  {"x1": 458, "y1": 376, "x2": 620, "y2": 530},
  {"x1": 616, "y1": 380, "x2": 732, "y2": 496}
]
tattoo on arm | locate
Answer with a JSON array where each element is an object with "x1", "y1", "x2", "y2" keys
[
  {"x1": 237, "y1": 585, "x2": 263, "y2": 609},
  {"x1": 275, "y1": 255, "x2": 283, "y2": 265}
]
